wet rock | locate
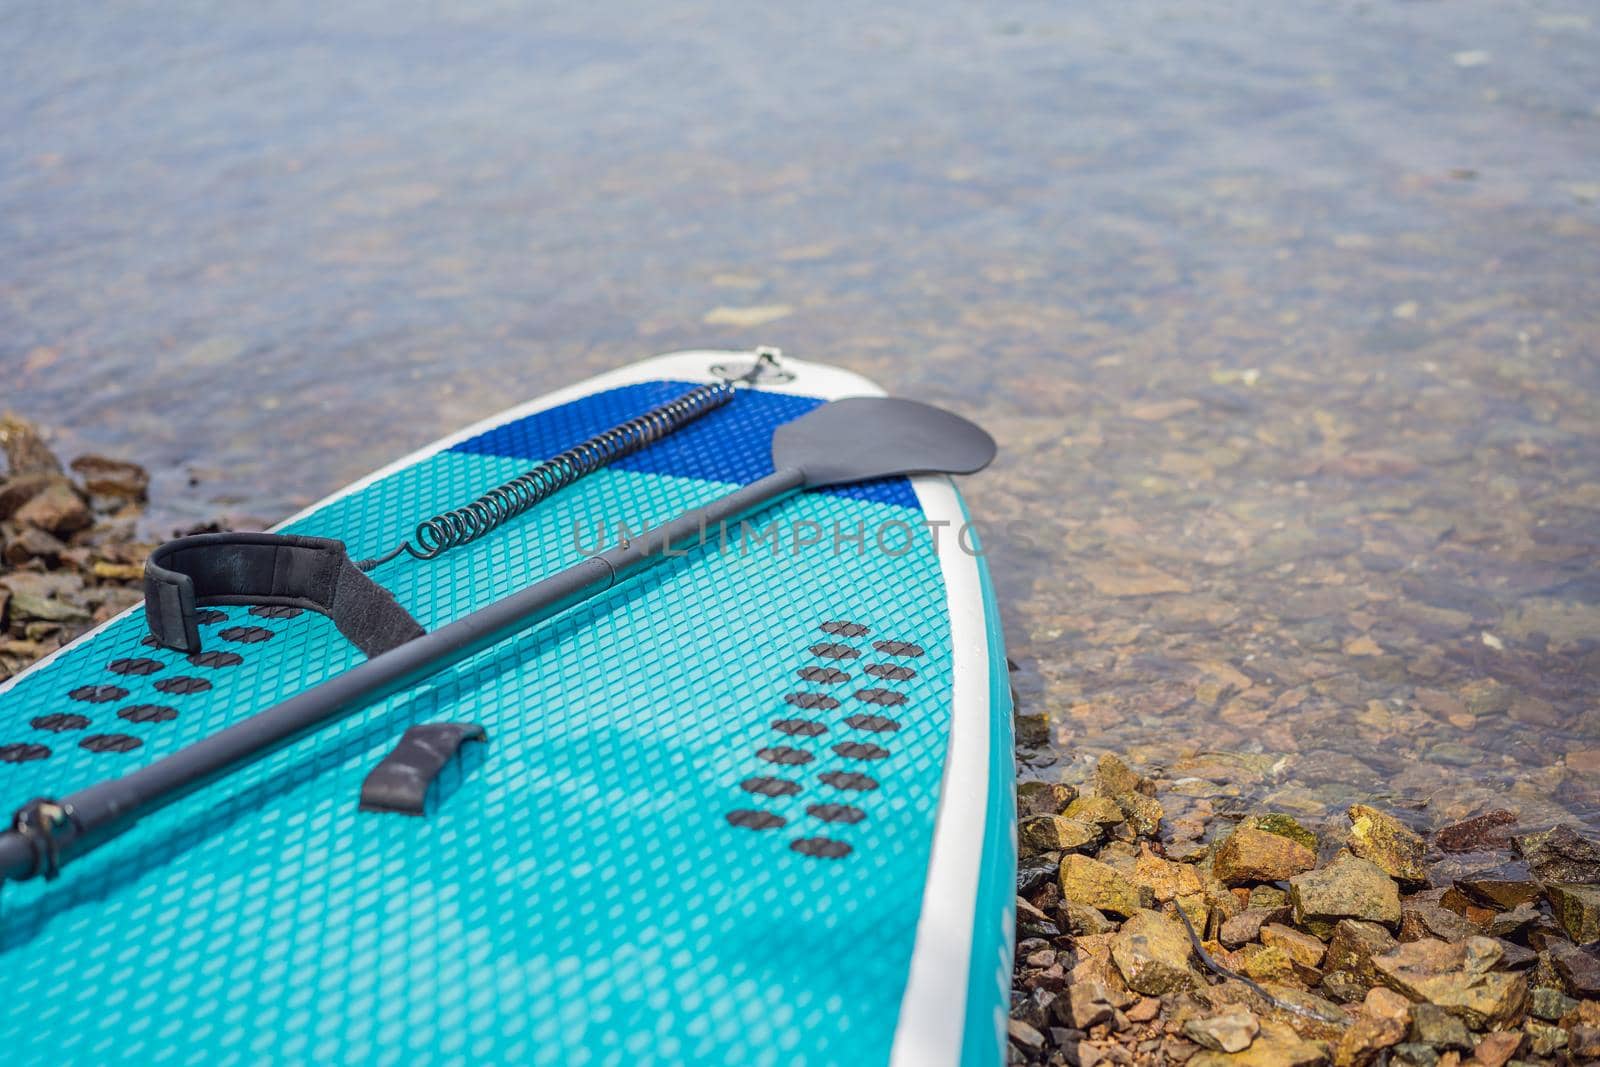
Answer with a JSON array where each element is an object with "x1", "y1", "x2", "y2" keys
[
  {"x1": 1019, "y1": 854, "x2": 1060, "y2": 896},
  {"x1": 1320, "y1": 971, "x2": 1370, "y2": 1004},
  {"x1": 1387, "y1": 1043, "x2": 1438, "y2": 1067},
  {"x1": 1546, "y1": 882, "x2": 1600, "y2": 944},
  {"x1": 1247, "y1": 813, "x2": 1318, "y2": 852},
  {"x1": 1524, "y1": 1018, "x2": 1566, "y2": 1057},
  {"x1": 1262, "y1": 922, "x2": 1328, "y2": 969},
  {"x1": 1017, "y1": 896, "x2": 1060, "y2": 939},
  {"x1": 1325, "y1": 919, "x2": 1398, "y2": 987},
  {"x1": 1123, "y1": 996, "x2": 1160, "y2": 1022},
  {"x1": 1493, "y1": 938, "x2": 1535, "y2": 971},
  {"x1": 1060, "y1": 854, "x2": 1147, "y2": 918},
  {"x1": 1468, "y1": 1030, "x2": 1520, "y2": 1067},
  {"x1": 1214, "y1": 826, "x2": 1317, "y2": 886},
  {"x1": 1219, "y1": 907, "x2": 1288, "y2": 948},
  {"x1": 0, "y1": 473, "x2": 60, "y2": 520},
  {"x1": 1116, "y1": 791, "x2": 1163, "y2": 837},
  {"x1": 1459, "y1": 679, "x2": 1512, "y2": 718},
  {"x1": 1569, "y1": 1023, "x2": 1600, "y2": 1059},
  {"x1": 1064, "y1": 795, "x2": 1126, "y2": 829},
  {"x1": 1058, "y1": 979, "x2": 1116, "y2": 1029},
  {"x1": 1020, "y1": 814, "x2": 1101, "y2": 855},
  {"x1": 1290, "y1": 854, "x2": 1402, "y2": 935},
  {"x1": 1399, "y1": 894, "x2": 1478, "y2": 944},
  {"x1": 1110, "y1": 909, "x2": 1195, "y2": 995},
  {"x1": 68, "y1": 454, "x2": 149, "y2": 502},
  {"x1": 1373, "y1": 936, "x2": 1527, "y2": 1029},
  {"x1": 0, "y1": 414, "x2": 64, "y2": 476},
  {"x1": 1546, "y1": 938, "x2": 1600, "y2": 997},
  {"x1": 13, "y1": 481, "x2": 90, "y2": 536},
  {"x1": 1187, "y1": 1019, "x2": 1326, "y2": 1067},
  {"x1": 1007, "y1": 1017, "x2": 1046, "y2": 1052},
  {"x1": 1332, "y1": 986, "x2": 1409, "y2": 1067},
  {"x1": 1435, "y1": 810, "x2": 1517, "y2": 854},
  {"x1": 6, "y1": 588, "x2": 90, "y2": 624},
  {"x1": 1517, "y1": 824, "x2": 1600, "y2": 884},
  {"x1": 1182, "y1": 1007, "x2": 1259, "y2": 1053},
  {"x1": 1095, "y1": 753, "x2": 1154, "y2": 798},
  {"x1": 1237, "y1": 943, "x2": 1295, "y2": 984},
  {"x1": 1526, "y1": 985, "x2": 1576, "y2": 1021},
  {"x1": 1346, "y1": 805, "x2": 1427, "y2": 886},
  {"x1": 1249, "y1": 885, "x2": 1290, "y2": 910},
  {"x1": 1455, "y1": 863, "x2": 1541, "y2": 910},
  {"x1": 1017, "y1": 780, "x2": 1078, "y2": 818},
  {"x1": 1061, "y1": 901, "x2": 1117, "y2": 936},
  {"x1": 1131, "y1": 844, "x2": 1202, "y2": 903},
  {"x1": 1483, "y1": 901, "x2": 1538, "y2": 939},
  {"x1": 1407, "y1": 1003, "x2": 1473, "y2": 1051},
  {"x1": 3, "y1": 525, "x2": 68, "y2": 566}
]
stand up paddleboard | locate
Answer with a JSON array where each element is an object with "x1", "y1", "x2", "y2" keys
[{"x1": 0, "y1": 350, "x2": 1015, "y2": 1067}]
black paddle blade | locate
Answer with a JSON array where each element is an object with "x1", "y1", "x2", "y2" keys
[{"x1": 772, "y1": 397, "x2": 997, "y2": 488}]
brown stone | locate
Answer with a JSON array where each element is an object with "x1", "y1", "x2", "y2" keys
[
  {"x1": 1214, "y1": 826, "x2": 1317, "y2": 887},
  {"x1": 1546, "y1": 882, "x2": 1600, "y2": 945},
  {"x1": 1434, "y1": 810, "x2": 1517, "y2": 853},
  {"x1": 1237, "y1": 943, "x2": 1296, "y2": 985},
  {"x1": 1517, "y1": 824, "x2": 1600, "y2": 884},
  {"x1": 1110, "y1": 909, "x2": 1196, "y2": 995},
  {"x1": 1016, "y1": 780, "x2": 1078, "y2": 818},
  {"x1": 1188, "y1": 1019, "x2": 1326, "y2": 1067},
  {"x1": 3, "y1": 525, "x2": 68, "y2": 565},
  {"x1": 1569, "y1": 1024, "x2": 1600, "y2": 1059},
  {"x1": 1019, "y1": 814, "x2": 1101, "y2": 855},
  {"x1": 1117, "y1": 791, "x2": 1164, "y2": 837},
  {"x1": 1347, "y1": 805, "x2": 1428, "y2": 886},
  {"x1": 1400, "y1": 897, "x2": 1479, "y2": 944},
  {"x1": 1455, "y1": 863, "x2": 1541, "y2": 910},
  {"x1": 13, "y1": 481, "x2": 90, "y2": 535},
  {"x1": 1373, "y1": 937, "x2": 1528, "y2": 1029},
  {"x1": 1059, "y1": 854, "x2": 1147, "y2": 919},
  {"x1": 1131, "y1": 843, "x2": 1202, "y2": 903},
  {"x1": 1547, "y1": 939, "x2": 1600, "y2": 998},
  {"x1": 1325, "y1": 920, "x2": 1399, "y2": 987},
  {"x1": 1183, "y1": 1007, "x2": 1259, "y2": 1053},
  {"x1": 0, "y1": 473, "x2": 60, "y2": 520},
  {"x1": 1064, "y1": 795, "x2": 1125, "y2": 828},
  {"x1": 1219, "y1": 907, "x2": 1289, "y2": 948},
  {"x1": 1263, "y1": 923, "x2": 1328, "y2": 969},
  {"x1": 1058, "y1": 979, "x2": 1116, "y2": 1029},
  {"x1": 69, "y1": 454, "x2": 149, "y2": 501},
  {"x1": 1333, "y1": 986, "x2": 1410, "y2": 1067},
  {"x1": 1094, "y1": 752, "x2": 1154, "y2": 798},
  {"x1": 0, "y1": 413, "x2": 63, "y2": 476},
  {"x1": 1290, "y1": 853, "x2": 1402, "y2": 935},
  {"x1": 1469, "y1": 1030, "x2": 1520, "y2": 1067}
]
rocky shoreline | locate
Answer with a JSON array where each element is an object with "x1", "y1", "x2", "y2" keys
[
  {"x1": 1010, "y1": 754, "x2": 1600, "y2": 1066},
  {"x1": 0, "y1": 414, "x2": 164, "y2": 681}
]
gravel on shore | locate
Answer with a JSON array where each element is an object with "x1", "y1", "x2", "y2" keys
[
  {"x1": 1010, "y1": 752, "x2": 1600, "y2": 1066},
  {"x1": 0, "y1": 413, "x2": 166, "y2": 680}
]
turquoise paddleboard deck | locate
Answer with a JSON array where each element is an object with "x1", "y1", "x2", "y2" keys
[{"x1": 0, "y1": 351, "x2": 1015, "y2": 1067}]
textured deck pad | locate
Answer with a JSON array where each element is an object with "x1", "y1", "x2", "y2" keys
[{"x1": 0, "y1": 372, "x2": 990, "y2": 1066}]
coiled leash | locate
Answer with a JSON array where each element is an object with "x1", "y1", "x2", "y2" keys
[{"x1": 356, "y1": 348, "x2": 783, "y2": 570}]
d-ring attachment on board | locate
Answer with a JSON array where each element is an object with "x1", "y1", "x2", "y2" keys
[{"x1": 712, "y1": 346, "x2": 794, "y2": 386}]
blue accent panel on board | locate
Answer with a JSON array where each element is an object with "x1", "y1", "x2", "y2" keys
[{"x1": 451, "y1": 380, "x2": 920, "y2": 509}]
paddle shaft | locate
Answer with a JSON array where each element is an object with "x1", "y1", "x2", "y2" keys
[{"x1": 0, "y1": 467, "x2": 805, "y2": 884}]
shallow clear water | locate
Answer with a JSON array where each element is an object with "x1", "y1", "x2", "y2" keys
[{"x1": 4, "y1": 1, "x2": 1598, "y2": 831}]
